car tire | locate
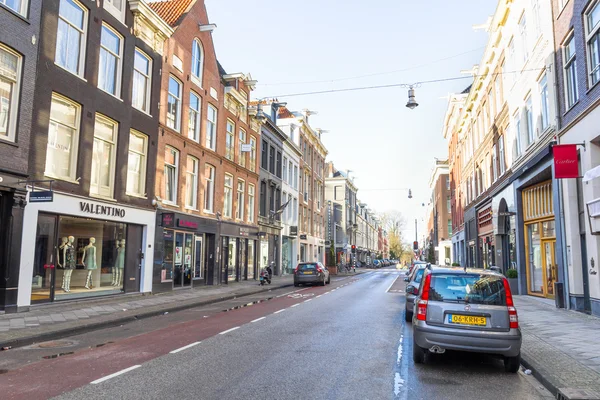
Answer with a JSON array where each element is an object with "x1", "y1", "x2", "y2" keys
[
  {"x1": 405, "y1": 310, "x2": 412, "y2": 322},
  {"x1": 327, "y1": 276, "x2": 331, "y2": 284},
  {"x1": 504, "y1": 353, "x2": 521, "y2": 373},
  {"x1": 413, "y1": 338, "x2": 426, "y2": 364}
]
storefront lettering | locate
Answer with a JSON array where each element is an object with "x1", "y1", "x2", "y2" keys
[
  {"x1": 79, "y1": 202, "x2": 126, "y2": 218},
  {"x1": 177, "y1": 219, "x2": 198, "y2": 229}
]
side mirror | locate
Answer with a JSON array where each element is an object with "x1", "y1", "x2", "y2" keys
[{"x1": 403, "y1": 277, "x2": 410, "y2": 282}]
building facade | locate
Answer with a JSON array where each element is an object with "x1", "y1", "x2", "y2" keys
[{"x1": 426, "y1": 160, "x2": 451, "y2": 265}]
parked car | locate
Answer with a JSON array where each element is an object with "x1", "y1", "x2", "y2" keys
[
  {"x1": 404, "y1": 263, "x2": 430, "y2": 321},
  {"x1": 373, "y1": 260, "x2": 382, "y2": 268},
  {"x1": 294, "y1": 262, "x2": 330, "y2": 287},
  {"x1": 411, "y1": 267, "x2": 522, "y2": 372},
  {"x1": 408, "y1": 260, "x2": 428, "y2": 276}
]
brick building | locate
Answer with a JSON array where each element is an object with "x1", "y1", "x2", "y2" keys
[{"x1": 425, "y1": 159, "x2": 451, "y2": 265}]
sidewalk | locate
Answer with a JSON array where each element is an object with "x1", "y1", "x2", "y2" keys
[
  {"x1": 515, "y1": 295, "x2": 600, "y2": 398},
  {"x1": 0, "y1": 275, "x2": 295, "y2": 349}
]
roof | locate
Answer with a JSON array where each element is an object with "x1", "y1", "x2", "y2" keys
[
  {"x1": 217, "y1": 60, "x2": 227, "y2": 77},
  {"x1": 147, "y1": 0, "x2": 195, "y2": 27}
]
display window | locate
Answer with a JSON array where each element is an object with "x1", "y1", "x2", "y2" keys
[
  {"x1": 161, "y1": 229, "x2": 204, "y2": 288},
  {"x1": 31, "y1": 214, "x2": 128, "y2": 303},
  {"x1": 227, "y1": 237, "x2": 237, "y2": 281}
]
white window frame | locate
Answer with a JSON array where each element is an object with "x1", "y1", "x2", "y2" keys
[
  {"x1": 514, "y1": 113, "x2": 522, "y2": 158},
  {"x1": 167, "y1": 75, "x2": 182, "y2": 132},
  {"x1": 206, "y1": 104, "x2": 217, "y2": 151},
  {"x1": 563, "y1": 33, "x2": 579, "y2": 109},
  {"x1": 237, "y1": 179, "x2": 245, "y2": 220},
  {"x1": 519, "y1": 13, "x2": 528, "y2": 63},
  {"x1": 0, "y1": 44, "x2": 22, "y2": 143},
  {"x1": 249, "y1": 135, "x2": 256, "y2": 172},
  {"x1": 224, "y1": 173, "x2": 233, "y2": 218},
  {"x1": 98, "y1": 23, "x2": 123, "y2": 98},
  {"x1": 499, "y1": 134, "x2": 506, "y2": 175},
  {"x1": 55, "y1": 0, "x2": 88, "y2": 77},
  {"x1": 525, "y1": 96, "x2": 534, "y2": 145},
  {"x1": 225, "y1": 119, "x2": 235, "y2": 161},
  {"x1": 491, "y1": 144, "x2": 497, "y2": 183},
  {"x1": 44, "y1": 93, "x2": 81, "y2": 181},
  {"x1": 539, "y1": 73, "x2": 549, "y2": 131},
  {"x1": 104, "y1": 0, "x2": 125, "y2": 23},
  {"x1": 126, "y1": 129, "x2": 147, "y2": 197},
  {"x1": 238, "y1": 127, "x2": 246, "y2": 167},
  {"x1": 185, "y1": 156, "x2": 199, "y2": 209},
  {"x1": 132, "y1": 48, "x2": 152, "y2": 114},
  {"x1": 585, "y1": 0, "x2": 600, "y2": 87},
  {"x1": 164, "y1": 146, "x2": 179, "y2": 205},
  {"x1": 90, "y1": 114, "x2": 118, "y2": 199},
  {"x1": 204, "y1": 164, "x2": 215, "y2": 213},
  {"x1": 188, "y1": 91, "x2": 201, "y2": 142},
  {"x1": 0, "y1": 0, "x2": 28, "y2": 16},
  {"x1": 531, "y1": 0, "x2": 541, "y2": 38},
  {"x1": 283, "y1": 156, "x2": 288, "y2": 183},
  {"x1": 191, "y1": 39, "x2": 204, "y2": 87},
  {"x1": 248, "y1": 184, "x2": 255, "y2": 223}
]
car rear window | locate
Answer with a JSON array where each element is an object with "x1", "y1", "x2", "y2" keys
[
  {"x1": 413, "y1": 269, "x2": 425, "y2": 284},
  {"x1": 300, "y1": 264, "x2": 317, "y2": 270},
  {"x1": 428, "y1": 274, "x2": 507, "y2": 306}
]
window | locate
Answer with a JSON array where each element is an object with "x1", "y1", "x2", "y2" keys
[
  {"x1": 104, "y1": 0, "x2": 125, "y2": 22},
  {"x1": 225, "y1": 120, "x2": 235, "y2": 161},
  {"x1": 164, "y1": 146, "x2": 179, "y2": 204},
  {"x1": 563, "y1": 35, "x2": 579, "y2": 108},
  {"x1": 249, "y1": 136, "x2": 257, "y2": 172},
  {"x1": 206, "y1": 105, "x2": 217, "y2": 150},
  {"x1": 283, "y1": 156, "x2": 288, "y2": 182},
  {"x1": 276, "y1": 151, "x2": 282, "y2": 178},
  {"x1": 525, "y1": 97, "x2": 534, "y2": 145},
  {"x1": 91, "y1": 115, "x2": 118, "y2": 198},
  {"x1": 491, "y1": 144, "x2": 497, "y2": 183},
  {"x1": 0, "y1": 45, "x2": 21, "y2": 142},
  {"x1": 188, "y1": 92, "x2": 201, "y2": 142},
  {"x1": 45, "y1": 94, "x2": 81, "y2": 181},
  {"x1": 446, "y1": 176, "x2": 450, "y2": 190},
  {"x1": 261, "y1": 140, "x2": 268, "y2": 170},
  {"x1": 269, "y1": 145, "x2": 275, "y2": 174},
  {"x1": 586, "y1": 1, "x2": 600, "y2": 86},
  {"x1": 55, "y1": 0, "x2": 87, "y2": 76},
  {"x1": 288, "y1": 160, "x2": 293, "y2": 185},
  {"x1": 260, "y1": 181, "x2": 267, "y2": 217},
  {"x1": 238, "y1": 128, "x2": 246, "y2": 167},
  {"x1": 237, "y1": 180, "x2": 245, "y2": 220},
  {"x1": 248, "y1": 184, "x2": 255, "y2": 223},
  {"x1": 287, "y1": 193, "x2": 292, "y2": 224},
  {"x1": 293, "y1": 198, "x2": 297, "y2": 224},
  {"x1": 506, "y1": 40, "x2": 515, "y2": 88},
  {"x1": 204, "y1": 164, "x2": 215, "y2": 212},
  {"x1": 224, "y1": 174, "x2": 233, "y2": 218},
  {"x1": 294, "y1": 165, "x2": 298, "y2": 189},
  {"x1": 132, "y1": 49, "x2": 152, "y2": 114},
  {"x1": 191, "y1": 39, "x2": 204, "y2": 86},
  {"x1": 532, "y1": 0, "x2": 541, "y2": 37},
  {"x1": 499, "y1": 135, "x2": 506, "y2": 174},
  {"x1": 539, "y1": 73, "x2": 549, "y2": 131},
  {"x1": 446, "y1": 196, "x2": 451, "y2": 213},
  {"x1": 448, "y1": 220, "x2": 452, "y2": 236},
  {"x1": 167, "y1": 76, "x2": 182, "y2": 131},
  {"x1": 185, "y1": 156, "x2": 198, "y2": 209},
  {"x1": 126, "y1": 130, "x2": 147, "y2": 197},
  {"x1": 494, "y1": 77, "x2": 502, "y2": 112},
  {"x1": 519, "y1": 13, "x2": 528, "y2": 63},
  {"x1": 1, "y1": 0, "x2": 27, "y2": 16},
  {"x1": 98, "y1": 24, "x2": 123, "y2": 97}
]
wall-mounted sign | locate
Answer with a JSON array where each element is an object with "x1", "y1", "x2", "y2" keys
[
  {"x1": 290, "y1": 226, "x2": 298, "y2": 236},
  {"x1": 80, "y1": 202, "x2": 125, "y2": 218},
  {"x1": 553, "y1": 144, "x2": 579, "y2": 179},
  {"x1": 497, "y1": 211, "x2": 516, "y2": 217},
  {"x1": 300, "y1": 234, "x2": 307, "y2": 240},
  {"x1": 29, "y1": 190, "x2": 54, "y2": 203},
  {"x1": 178, "y1": 219, "x2": 198, "y2": 229},
  {"x1": 325, "y1": 240, "x2": 331, "y2": 246},
  {"x1": 161, "y1": 213, "x2": 175, "y2": 228},
  {"x1": 240, "y1": 227, "x2": 250, "y2": 236},
  {"x1": 241, "y1": 144, "x2": 252, "y2": 152}
]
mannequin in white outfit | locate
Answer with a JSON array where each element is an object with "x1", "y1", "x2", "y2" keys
[
  {"x1": 113, "y1": 239, "x2": 125, "y2": 287},
  {"x1": 82, "y1": 238, "x2": 97, "y2": 289}
]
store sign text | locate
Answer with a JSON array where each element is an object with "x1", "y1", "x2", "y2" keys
[
  {"x1": 178, "y1": 219, "x2": 198, "y2": 229},
  {"x1": 80, "y1": 202, "x2": 126, "y2": 218}
]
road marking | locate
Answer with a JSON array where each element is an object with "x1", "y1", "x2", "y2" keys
[
  {"x1": 386, "y1": 275, "x2": 401, "y2": 293},
  {"x1": 290, "y1": 304, "x2": 299, "y2": 307},
  {"x1": 274, "y1": 309, "x2": 285, "y2": 314},
  {"x1": 277, "y1": 288, "x2": 305, "y2": 298},
  {"x1": 316, "y1": 295, "x2": 322, "y2": 298},
  {"x1": 170, "y1": 341, "x2": 201, "y2": 354},
  {"x1": 304, "y1": 299, "x2": 312, "y2": 303},
  {"x1": 323, "y1": 292, "x2": 330, "y2": 295},
  {"x1": 219, "y1": 326, "x2": 240, "y2": 335},
  {"x1": 251, "y1": 317, "x2": 266, "y2": 323},
  {"x1": 91, "y1": 365, "x2": 141, "y2": 384}
]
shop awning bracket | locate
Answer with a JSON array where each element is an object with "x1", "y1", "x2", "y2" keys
[{"x1": 16, "y1": 179, "x2": 55, "y2": 193}]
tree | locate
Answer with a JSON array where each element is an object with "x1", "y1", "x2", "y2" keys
[{"x1": 379, "y1": 211, "x2": 406, "y2": 261}]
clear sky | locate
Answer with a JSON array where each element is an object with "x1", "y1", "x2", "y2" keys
[{"x1": 206, "y1": 0, "x2": 497, "y2": 242}]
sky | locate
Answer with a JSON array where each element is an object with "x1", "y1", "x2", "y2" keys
[{"x1": 205, "y1": 0, "x2": 497, "y2": 243}]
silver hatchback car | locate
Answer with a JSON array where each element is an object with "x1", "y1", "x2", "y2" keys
[
  {"x1": 294, "y1": 262, "x2": 330, "y2": 287},
  {"x1": 412, "y1": 268, "x2": 522, "y2": 372}
]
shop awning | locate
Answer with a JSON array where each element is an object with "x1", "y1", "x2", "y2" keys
[{"x1": 583, "y1": 165, "x2": 600, "y2": 182}]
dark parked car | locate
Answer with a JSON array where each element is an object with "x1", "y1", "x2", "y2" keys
[
  {"x1": 404, "y1": 263, "x2": 430, "y2": 321},
  {"x1": 412, "y1": 267, "x2": 522, "y2": 372},
  {"x1": 294, "y1": 262, "x2": 330, "y2": 287}
]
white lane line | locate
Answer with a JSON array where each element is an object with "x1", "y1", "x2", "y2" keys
[
  {"x1": 170, "y1": 341, "x2": 201, "y2": 354},
  {"x1": 386, "y1": 275, "x2": 401, "y2": 293},
  {"x1": 323, "y1": 292, "x2": 330, "y2": 295},
  {"x1": 316, "y1": 295, "x2": 322, "y2": 298},
  {"x1": 276, "y1": 288, "x2": 305, "y2": 297},
  {"x1": 291, "y1": 304, "x2": 299, "y2": 307},
  {"x1": 251, "y1": 317, "x2": 266, "y2": 323},
  {"x1": 91, "y1": 365, "x2": 141, "y2": 384},
  {"x1": 274, "y1": 309, "x2": 285, "y2": 314},
  {"x1": 304, "y1": 299, "x2": 312, "y2": 303},
  {"x1": 219, "y1": 326, "x2": 240, "y2": 335}
]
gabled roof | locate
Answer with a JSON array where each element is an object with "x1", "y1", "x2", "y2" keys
[{"x1": 147, "y1": 0, "x2": 195, "y2": 27}]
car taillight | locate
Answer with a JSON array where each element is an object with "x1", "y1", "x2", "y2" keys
[
  {"x1": 416, "y1": 274, "x2": 431, "y2": 321},
  {"x1": 503, "y1": 278, "x2": 519, "y2": 329},
  {"x1": 316, "y1": 267, "x2": 323, "y2": 273},
  {"x1": 294, "y1": 265, "x2": 300, "y2": 274}
]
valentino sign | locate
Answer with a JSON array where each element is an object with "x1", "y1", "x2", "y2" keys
[
  {"x1": 80, "y1": 202, "x2": 126, "y2": 218},
  {"x1": 553, "y1": 144, "x2": 579, "y2": 179}
]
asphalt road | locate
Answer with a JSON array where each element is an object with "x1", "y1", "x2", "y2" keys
[{"x1": 2, "y1": 269, "x2": 552, "y2": 400}]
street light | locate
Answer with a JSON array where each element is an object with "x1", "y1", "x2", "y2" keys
[{"x1": 406, "y1": 86, "x2": 419, "y2": 109}]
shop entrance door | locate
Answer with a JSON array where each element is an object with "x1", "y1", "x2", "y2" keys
[
  {"x1": 193, "y1": 236, "x2": 204, "y2": 282},
  {"x1": 542, "y1": 240, "x2": 557, "y2": 298},
  {"x1": 173, "y1": 232, "x2": 194, "y2": 288},
  {"x1": 31, "y1": 214, "x2": 58, "y2": 303}
]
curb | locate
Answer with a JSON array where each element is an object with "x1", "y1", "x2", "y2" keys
[
  {"x1": 520, "y1": 356, "x2": 558, "y2": 397},
  {"x1": 0, "y1": 282, "x2": 294, "y2": 350}
]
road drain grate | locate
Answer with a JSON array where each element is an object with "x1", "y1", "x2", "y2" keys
[
  {"x1": 42, "y1": 352, "x2": 74, "y2": 359},
  {"x1": 557, "y1": 388, "x2": 600, "y2": 400}
]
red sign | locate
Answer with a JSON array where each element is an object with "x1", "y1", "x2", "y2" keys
[
  {"x1": 553, "y1": 144, "x2": 579, "y2": 179},
  {"x1": 178, "y1": 219, "x2": 198, "y2": 229}
]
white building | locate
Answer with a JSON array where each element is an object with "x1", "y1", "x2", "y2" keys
[{"x1": 280, "y1": 130, "x2": 301, "y2": 274}]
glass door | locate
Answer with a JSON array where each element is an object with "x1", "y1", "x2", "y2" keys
[
  {"x1": 527, "y1": 223, "x2": 543, "y2": 294},
  {"x1": 32, "y1": 214, "x2": 58, "y2": 303},
  {"x1": 543, "y1": 240, "x2": 557, "y2": 298},
  {"x1": 173, "y1": 232, "x2": 184, "y2": 287},
  {"x1": 183, "y1": 233, "x2": 193, "y2": 287},
  {"x1": 193, "y1": 235, "x2": 203, "y2": 282}
]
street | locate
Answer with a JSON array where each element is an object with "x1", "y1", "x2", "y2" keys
[{"x1": 0, "y1": 270, "x2": 551, "y2": 400}]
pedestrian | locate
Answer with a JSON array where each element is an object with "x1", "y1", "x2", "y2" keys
[{"x1": 266, "y1": 262, "x2": 273, "y2": 283}]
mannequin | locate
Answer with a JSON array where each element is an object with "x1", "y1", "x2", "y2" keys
[
  {"x1": 62, "y1": 236, "x2": 76, "y2": 292},
  {"x1": 113, "y1": 239, "x2": 125, "y2": 287},
  {"x1": 57, "y1": 237, "x2": 68, "y2": 290},
  {"x1": 82, "y1": 238, "x2": 97, "y2": 289}
]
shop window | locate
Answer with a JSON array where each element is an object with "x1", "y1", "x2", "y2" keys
[
  {"x1": 228, "y1": 238, "x2": 237, "y2": 281},
  {"x1": 247, "y1": 240, "x2": 255, "y2": 280},
  {"x1": 91, "y1": 115, "x2": 118, "y2": 199},
  {"x1": 45, "y1": 94, "x2": 81, "y2": 181},
  {"x1": 0, "y1": 44, "x2": 21, "y2": 142},
  {"x1": 204, "y1": 164, "x2": 215, "y2": 212},
  {"x1": 164, "y1": 146, "x2": 179, "y2": 204},
  {"x1": 126, "y1": 130, "x2": 147, "y2": 197},
  {"x1": 248, "y1": 184, "x2": 255, "y2": 223}
]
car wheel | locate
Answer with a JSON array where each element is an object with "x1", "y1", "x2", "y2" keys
[
  {"x1": 413, "y1": 338, "x2": 426, "y2": 364},
  {"x1": 327, "y1": 276, "x2": 331, "y2": 284},
  {"x1": 504, "y1": 353, "x2": 521, "y2": 373},
  {"x1": 405, "y1": 310, "x2": 412, "y2": 322}
]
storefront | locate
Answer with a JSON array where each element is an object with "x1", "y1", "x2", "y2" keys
[
  {"x1": 154, "y1": 211, "x2": 218, "y2": 292},
  {"x1": 492, "y1": 183, "x2": 517, "y2": 274},
  {"x1": 221, "y1": 222, "x2": 258, "y2": 283},
  {"x1": 18, "y1": 193, "x2": 155, "y2": 310},
  {"x1": 522, "y1": 181, "x2": 558, "y2": 298},
  {"x1": 258, "y1": 225, "x2": 281, "y2": 276},
  {"x1": 464, "y1": 207, "x2": 477, "y2": 268},
  {"x1": 281, "y1": 225, "x2": 298, "y2": 275},
  {"x1": 477, "y1": 203, "x2": 494, "y2": 269}
]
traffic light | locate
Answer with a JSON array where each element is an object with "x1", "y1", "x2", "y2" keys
[
  {"x1": 413, "y1": 241, "x2": 419, "y2": 250},
  {"x1": 351, "y1": 245, "x2": 356, "y2": 254}
]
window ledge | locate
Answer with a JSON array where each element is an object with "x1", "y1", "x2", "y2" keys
[
  {"x1": 563, "y1": 100, "x2": 580, "y2": 116},
  {"x1": 54, "y1": 63, "x2": 87, "y2": 82},
  {"x1": 89, "y1": 193, "x2": 117, "y2": 202},
  {"x1": 586, "y1": 79, "x2": 600, "y2": 94},
  {"x1": 203, "y1": 210, "x2": 215, "y2": 215},
  {"x1": 184, "y1": 206, "x2": 199, "y2": 211},
  {"x1": 0, "y1": 137, "x2": 18, "y2": 147},
  {"x1": 0, "y1": 3, "x2": 29, "y2": 23},
  {"x1": 126, "y1": 192, "x2": 148, "y2": 199},
  {"x1": 191, "y1": 75, "x2": 203, "y2": 90},
  {"x1": 44, "y1": 174, "x2": 80, "y2": 185},
  {"x1": 163, "y1": 201, "x2": 179, "y2": 207},
  {"x1": 133, "y1": 107, "x2": 153, "y2": 118},
  {"x1": 98, "y1": 88, "x2": 124, "y2": 102}
]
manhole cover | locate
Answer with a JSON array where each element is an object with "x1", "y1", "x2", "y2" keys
[{"x1": 35, "y1": 340, "x2": 76, "y2": 349}]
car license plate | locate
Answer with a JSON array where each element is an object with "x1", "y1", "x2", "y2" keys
[
  {"x1": 303, "y1": 271, "x2": 313, "y2": 275},
  {"x1": 448, "y1": 314, "x2": 486, "y2": 326}
]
